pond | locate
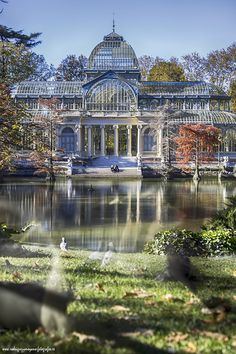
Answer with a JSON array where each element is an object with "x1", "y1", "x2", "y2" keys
[{"x1": 1, "y1": 178, "x2": 236, "y2": 252}]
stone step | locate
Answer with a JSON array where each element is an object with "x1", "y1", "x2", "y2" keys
[
  {"x1": 72, "y1": 166, "x2": 141, "y2": 177},
  {"x1": 90, "y1": 156, "x2": 138, "y2": 168}
]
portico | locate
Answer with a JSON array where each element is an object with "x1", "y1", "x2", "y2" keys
[{"x1": 58, "y1": 122, "x2": 159, "y2": 158}]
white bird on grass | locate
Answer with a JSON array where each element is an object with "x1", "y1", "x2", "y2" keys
[
  {"x1": 60, "y1": 238, "x2": 68, "y2": 251},
  {"x1": 101, "y1": 242, "x2": 115, "y2": 267},
  {"x1": 88, "y1": 241, "x2": 103, "y2": 261}
]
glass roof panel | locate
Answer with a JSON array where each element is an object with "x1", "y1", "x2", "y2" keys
[
  {"x1": 140, "y1": 81, "x2": 227, "y2": 96},
  {"x1": 14, "y1": 81, "x2": 83, "y2": 96}
]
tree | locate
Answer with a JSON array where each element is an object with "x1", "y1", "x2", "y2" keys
[
  {"x1": 175, "y1": 124, "x2": 220, "y2": 180},
  {"x1": 229, "y1": 80, "x2": 236, "y2": 112},
  {"x1": 149, "y1": 104, "x2": 184, "y2": 167},
  {"x1": 0, "y1": 0, "x2": 8, "y2": 14},
  {"x1": 27, "y1": 53, "x2": 55, "y2": 81},
  {"x1": 138, "y1": 55, "x2": 155, "y2": 80},
  {"x1": 0, "y1": 24, "x2": 41, "y2": 48},
  {"x1": 30, "y1": 99, "x2": 64, "y2": 182},
  {"x1": 204, "y1": 43, "x2": 236, "y2": 90},
  {"x1": 55, "y1": 54, "x2": 87, "y2": 81},
  {"x1": 0, "y1": 42, "x2": 35, "y2": 85},
  {"x1": 148, "y1": 61, "x2": 186, "y2": 82},
  {"x1": 0, "y1": 83, "x2": 25, "y2": 176},
  {"x1": 181, "y1": 52, "x2": 206, "y2": 81},
  {"x1": 0, "y1": 24, "x2": 42, "y2": 85}
]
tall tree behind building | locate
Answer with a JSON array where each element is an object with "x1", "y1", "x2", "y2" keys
[
  {"x1": 27, "y1": 53, "x2": 55, "y2": 81},
  {"x1": 204, "y1": 43, "x2": 236, "y2": 90},
  {"x1": 181, "y1": 43, "x2": 236, "y2": 90},
  {"x1": 181, "y1": 52, "x2": 207, "y2": 81},
  {"x1": 148, "y1": 61, "x2": 186, "y2": 82},
  {"x1": 229, "y1": 81, "x2": 236, "y2": 112},
  {"x1": 55, "y1": 55, "x2": 87, "y2": 81}
]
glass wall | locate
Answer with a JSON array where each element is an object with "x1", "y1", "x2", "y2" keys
[{"x1": 86, "y1": 79, "x2": 137, "y2": 112}]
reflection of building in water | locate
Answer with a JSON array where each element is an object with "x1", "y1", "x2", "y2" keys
[
  {"x1": 13, "y1": 24, "x2": 236, "y2": 161},
  {"x1": 0, "y1": 180, "x2": 234, "y2": 252}
]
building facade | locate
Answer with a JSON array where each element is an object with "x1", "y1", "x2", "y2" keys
[{"x1": 13, "y1": 28, "x2": 236, "y2": 163}]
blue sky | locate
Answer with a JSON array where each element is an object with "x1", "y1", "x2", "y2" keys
[{"x1": 1, "y1": 0, "x2": 235, "y2": 66}]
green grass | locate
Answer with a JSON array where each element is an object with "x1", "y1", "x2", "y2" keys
[{"x1": 0, "y1": 248, "x2": 236, "y2": 354}]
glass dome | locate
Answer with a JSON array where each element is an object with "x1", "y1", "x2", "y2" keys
[{"x1": 88, "y1": 30, "x2": 139, "y2": 70}]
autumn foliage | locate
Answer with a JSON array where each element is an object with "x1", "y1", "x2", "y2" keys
[{"x1": 175, "y1": 124, "x2": 221, "y2": 166}]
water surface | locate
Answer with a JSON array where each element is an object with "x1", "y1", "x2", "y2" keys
[{"x1": 1, "y1": 178, "x2": 236, "y2": 252}]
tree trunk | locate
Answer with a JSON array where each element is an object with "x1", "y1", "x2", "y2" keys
[
  {"x1": 193, "y1": 164, "x2": 201, "y2": 181},
  {"x1": 193, "y1": 143, "x2": 201, "y2": 181}
]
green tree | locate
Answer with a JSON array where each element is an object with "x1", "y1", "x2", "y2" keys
[
  {"x1": 0, "y1": 24, "x2": 42, "y2": 85},
  {"x1": 55, "y1": 54, "x2": 87, "y2": 81},
  {"x1": 0, "y1": 42, "x2": 35, "y2": 85},
  {"x1": 0, "y1": 24, "x2": 41, "y2": 48},
  {"x1": 0, "y1": 83, "x2": 26, "y2": 176},
  {"x1": 148, "y1": 61, "x2": 186, "y2": 82}
]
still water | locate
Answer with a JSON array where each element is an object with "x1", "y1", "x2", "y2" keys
[{"x1": 1, "y1": 178, "x2": 236, "y2": 252}]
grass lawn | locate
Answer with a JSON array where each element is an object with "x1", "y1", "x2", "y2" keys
[{"x1": 0, "y1": 248, "x2": 236, "y2": 354}]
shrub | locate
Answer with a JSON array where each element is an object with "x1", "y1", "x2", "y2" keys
[
  {"x1": 201, "y1": 227, "x2": 236, "y2": 256},
  {"x1": 144, "y1": 228, "x2": 236, "y2": 257},
  {"x1": 144, "y1": 229, "x2": 206, "y2": 256},
  {"x1": 204, "y1": 196, "x2": 236, "y2": 230}
]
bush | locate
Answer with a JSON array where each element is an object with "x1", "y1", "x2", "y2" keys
[
  {"x1": 0, "y1": 222, "x2": 15, "y2": 239},
  {"x1": 204, "y1": 196, "x2": 236, "y2": 230},
  {"x1": 143, "y1": 229, "x2": 206, "y2": 256},
  {"x1": 201, "y1": 227, "x2": 236, "y2": 256},
  {"x1": 144, "y1": 228, "x2": 236, "y2": 257}
]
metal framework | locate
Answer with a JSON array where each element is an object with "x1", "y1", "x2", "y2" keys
[
  {"x1": 14, "y1": 81, "x2": 83, "y2": 96},
  {"x1": 88, "y1": 31, "x2": 139, "y2": 70},
  {"x1": 140, "y1": 81, "x2": 227, "y2": 96},
  {"x1": 86, "y1": 79, "x2": 137, "y2": 111}
]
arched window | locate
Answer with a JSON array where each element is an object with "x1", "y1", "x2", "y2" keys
[
  {"x1": 143, "y1": 128, "x2": 155, "y2": 152},
  {"x1": 86, "y1": 79, "x2": 137, "y2": 112},
  {"x1": 60, "y1": 127, "x2": 75, "y2": 153},
  {"x1": 225, "y1": 129, "x2": 236, "y2": 152}
]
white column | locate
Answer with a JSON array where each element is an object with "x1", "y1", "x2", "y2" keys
[
  {"x1": 127, "y1": 125, "x2": 132, "y2": 157},
  {"x1": 100, "y1": 125, "x2": 105, "y2": 156},
  {"x1": 137, "y1": 125, "x2": 142, "y2": 157},
  {"x1": 87, "y1": 126, "x2": 92, "y2": 157},
  {"x1": 113, "y1": 125, "x2": 119, "y2": 156},
  {"x1": 75, "y1": 124, "x2": 82, "y2": 155}
]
